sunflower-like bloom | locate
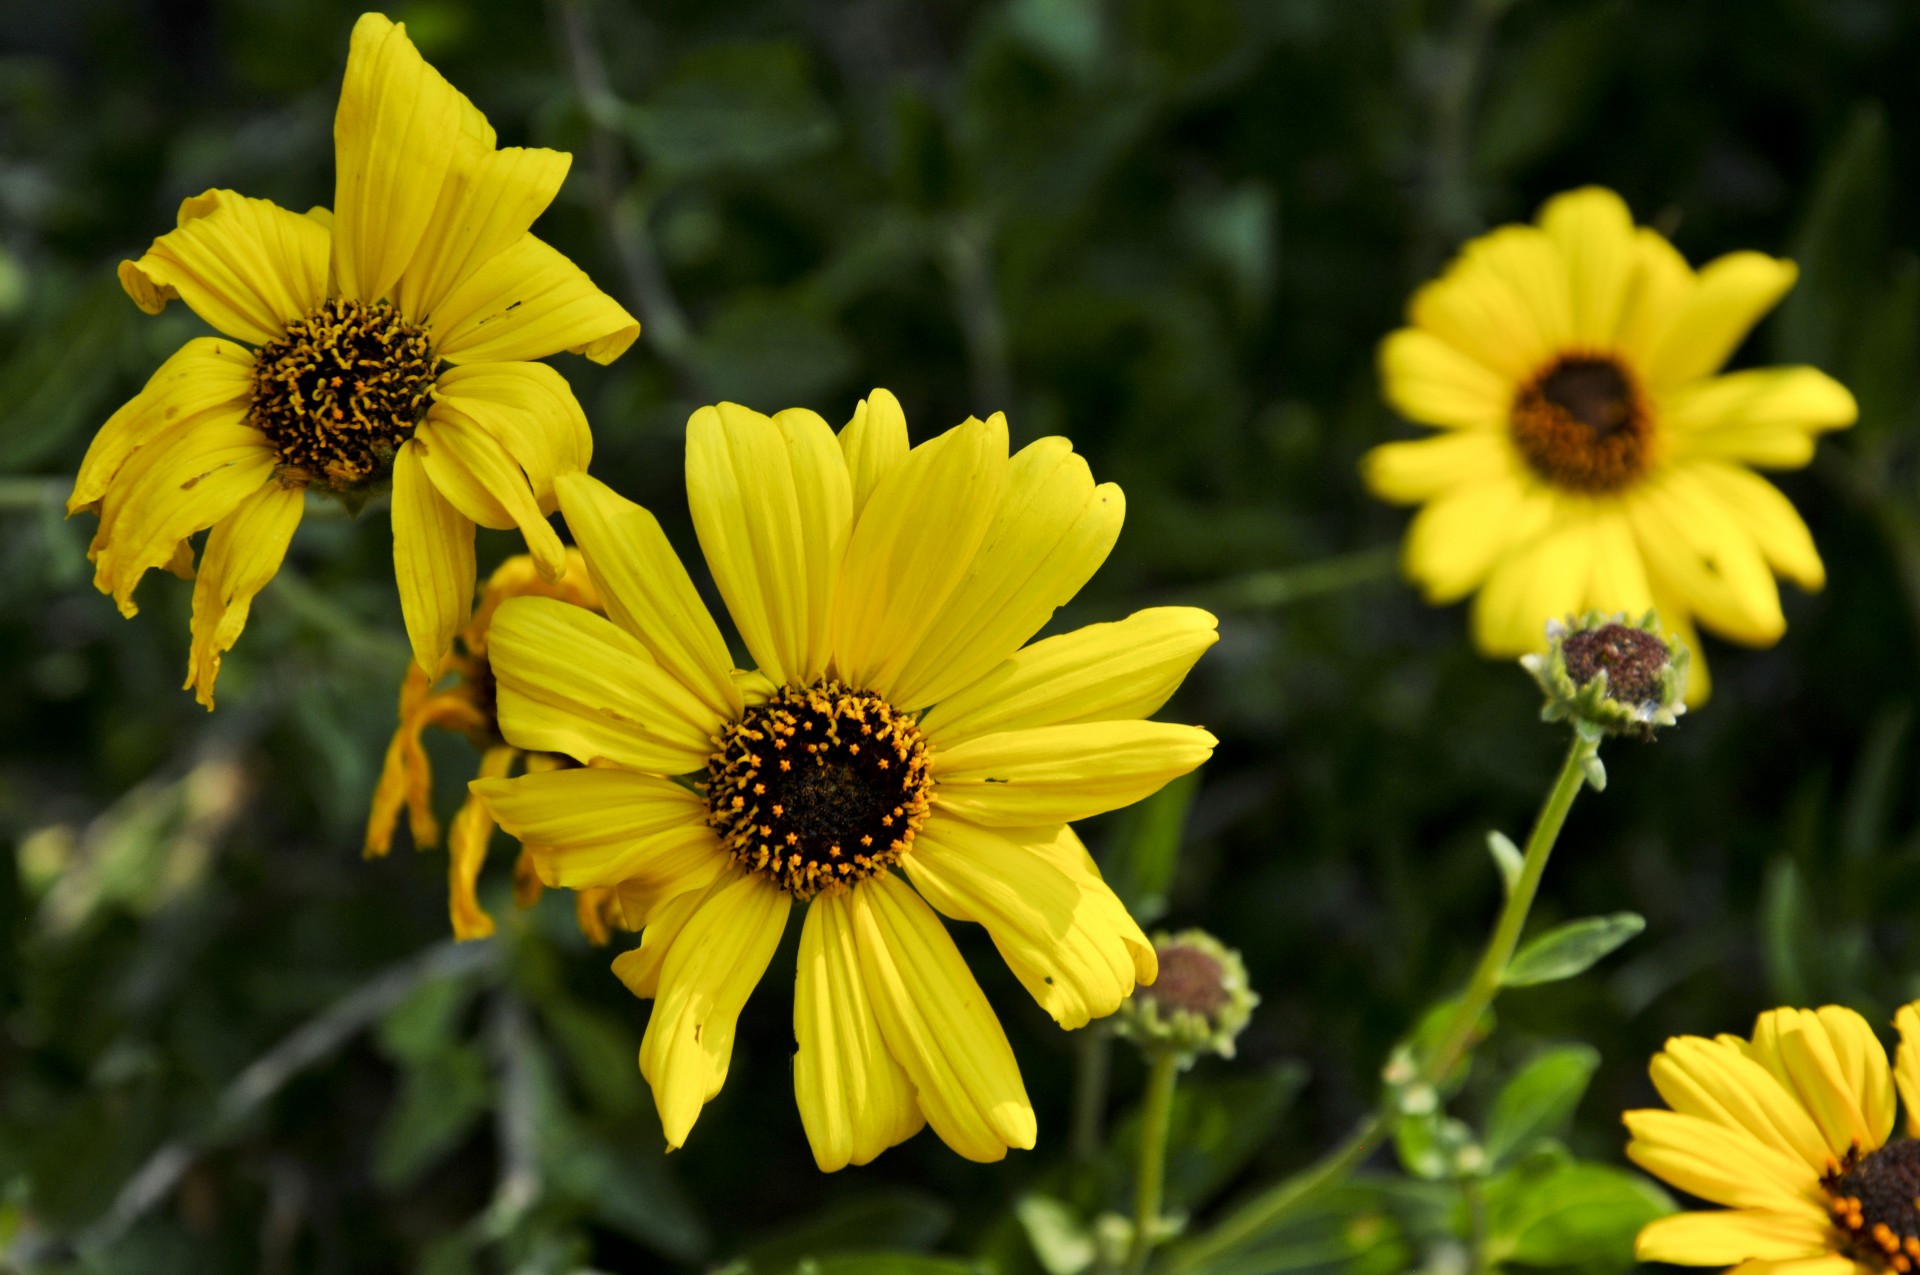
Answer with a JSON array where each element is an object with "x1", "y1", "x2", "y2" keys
[
  {"x1": 470, "y1": 390, "x2": 1219, "y2": 1169},
  {"x1": 1626, "y1": 1003, "x2": 1920, "y2": 1273},
  {"x1": 71, "y1": 13, "x2": 639, "y2": 707},
  {"x1": 1363, "y1": 187, "x2": 1857, "y2": 701},
  {"x1": 366, "y1": 550, "x2": 626, "y2": 945}
]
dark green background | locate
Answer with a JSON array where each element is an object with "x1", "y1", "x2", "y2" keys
[{"x1": 4, "y1": 0, "x2": 1919, "y2": 1271}]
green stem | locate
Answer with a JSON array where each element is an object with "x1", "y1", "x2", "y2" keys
[
  {"x1": 1071, "y1": 1024, "x2": 1113, "y2": 1162},
  {"x1": 1127, "y1": 1050, "x2": 1182, "y2": 1275},
  {"x1": 1168, "y1": 732, "x2": 1596, "y2": 1272},
  {"x1": 1201, "y1": 545, "x2": 1400, "y2": 612}
]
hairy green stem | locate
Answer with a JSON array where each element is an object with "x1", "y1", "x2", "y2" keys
[{"x1": 1128, "y1": 1050, "x2": 1182, "y2": 1275}]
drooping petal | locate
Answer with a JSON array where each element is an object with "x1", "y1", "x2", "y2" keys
[
  {"x1": 365, "y1": 676, "x2": 488, "y2": 857},
  {"x1": 396, "y1": 147, "x2": 570, "y2": 321},
  {"x1": 839, "y1": 388, "x2": 910, "y2": 519},
  {"x1": 1623, "y1": 1110, "x2": 1826, "y2": 1216},
  {"x1": 72, "y1": 338, "x2": 257, "y2": 515},
  {"x1": 905, "y1": 817, "x2": 1153, "y2": 1029},
  {"x1": 471, "y1": 765, "x2": 725, "y2": 895},
  {"x1": 448, "y1": 746, "x2": 518, "y2": 940},
  {"x1": 850, "y1": 873, "x2": 1035, "y2": 1163},
  {"x1": 431, "y1": 232, "x2": 640, "y2": 365},
  {"x1": 391, "y1": 438, "x2": 476, "y2": 675},
  {"x1": 118, "y1": 190, "x2": 330, "y2": 345},
  {"x1": 411, "y1": 415, "x2": 565, "y2": 580},
  {"x1": 186, "y1": 478, "x2": 304, "y2": 708},
  {"x1": 1377, "y1": 328, "x2": 1514, "y2": 429},
  {"x1": 1661, "y1": 368, "x2": 1856, "y2": 470},
  {"x1": 794, "y1": 891, "x2": 926, "y2": 1171},
  {"x1": 431, "y1": 362, "x2": 592, "y2": 506},
  {"x1": 933, "y1": 720, "x2": 1216, "y2": 826},
  {"x1": 1538, "y1": 186, "x2": 1640, "y2": 348},
  {"x1": 1643, "y1": 252, "x2": 1799, "y2": 388},
  {"x1": 555, "y1": 472, "x2": 742, "y2": 721},
  {"x1": 1635, "y1": 1211, "x2": 1838, "y2": 1266},
  {"x1": 920, "y1": 608, "x2": 1217, "y2": 745},
  {"x1": 1361, "y1": 431, "x2": 1518, "y2": 504},
  {"x1": 887, "y1": 437, "x2": 1125, "y2": 710},
  {"x1": 487, "y1": 596, "x2": 723, "y2": 773},
  {"x1": 686, "y1": 403, "x2": 851, "y2": 685}
]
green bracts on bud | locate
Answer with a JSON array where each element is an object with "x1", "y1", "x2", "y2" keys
[
  {"x1": 1115, "y1": 929, "x2": 1259, "y2": 1065},
  {"x1": 1521, "y1": 610, "x2": 1688, "y2": 740}
]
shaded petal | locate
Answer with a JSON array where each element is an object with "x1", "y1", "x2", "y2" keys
[
  {"x1": 391, "y1": 438, "x2": 477, "y2": 675},
  {"x1": 118, "y1": 190, "x2": 330, "y2": 345},
  {"x1": 921, "y1": 608, "x2": 1217, "y2": 745},
  {"x1": 472, "y1": 765, "x2": 725, "y2": 895},
  {"x1": 396, "y1": 147, "x2": 570, "y2": 320},
  {"x1": 1539, "y1": 187, "x2": 1640, "y2": 348},
  {"x1": 1663, "y1": 368, "x2": 1858, "y2": 471},
  {"x1": 1683, "y1": 463, "x2": 1825, "y2": 592},
  {"x1": 1624, "y1": 1109, "x2": 1825, "y2": 1215},
  {"x1": 1635, "y1": 1211, "x2": 1838, "y2": 1266},
  {"x1": 1402, "y1": 478, "x2": 1554, "y2": 606},
  {"x1": 794, "y1": 891, "x2": 926, "y2": 1171},
  {"x1": 412, "y1": 415, "x2": 565, "y2": 579},
  {"x1": 1377, "y1": 328, "x2": 1514, "y2": 429},
  {"x1": 1626, "y1": 470, "x2": 1785, "y2": 647},
  {"x1": 74, "y1": 338, "x2": 256, "y2": 515},
  {"x1": 1468, "y1": 514, "x2": 1596, "y2": 656},
  {"x1": 1584, "y1": 509, "x2": 1657, "y2": 617},
  {"x1": 432, "y1": 232, "x2": 640, "y2": 365},
  {"x1": 365, "y1": 676, "x2": 487, "y2": 856},
  {"x1": 1896, "y1": 1003, "x2": 1920, "y2": 1139},
  {"x1": 1361, "y1": 430, "x2": 1517, "y2": 504},
  {"x1": 431, "y1": 361, "x2": 592, "y2": 505},
  {"x1": 840, "y1": 388, "x2": 909, "y2": 519},
  {"x1": 1644, "y1": 252, "x2": 1798, "y2": 387},
  {"x1": 448, "y1": 746, "x2": 518, "y2": 940},
  {"x1": 186, "y1": 478, "x2": 304, "y2": 708},
  {"x1": 1616, "y1": 228, "x2": 1697, "y2": 363},
  {"x1": 850, "y1": 873, "x2": 1035, "y2": 1162},
  {"x1": 933, "y1": 721, "x2": 1216, "y2": 826}
]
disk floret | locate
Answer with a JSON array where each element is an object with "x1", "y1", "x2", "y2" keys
[
  {"x1": 705, "y1": 680, "x2": 932, "y2": 899},
  {"x1": 1825, "y1": 1141, "x2": 1920, "y2": 1272},
  {"x1": 249, "y1": 296, "x2": 437, "y2": 491},
  {"x1": 1510, "y1": 353, "x2": 1652, "y2": 493},
  {"x1": 1523, "y1": 610, "x2": 1688, "y2": 739}
]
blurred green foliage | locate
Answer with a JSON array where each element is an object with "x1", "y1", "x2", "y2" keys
[{"x1": 5, "y1": 0, "x2": 1920, "y2": 1271}]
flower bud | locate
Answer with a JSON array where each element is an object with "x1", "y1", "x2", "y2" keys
[
  {"x1": 1115, "y1": 929, "x2": 1259, "y2": 1063},
  {"x1": 1521, "y1": 610, "x2": 1688, "y2": 740}
]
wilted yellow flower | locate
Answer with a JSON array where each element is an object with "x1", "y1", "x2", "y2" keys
[
  {"x1": 71, "y1": 13, "x2": 638, "y2": 708},
  {"x1": 1626, "y1": 1003, "x2": 1920, "y2": 1273},
  {"x1": 472, "y1": 390, "x2": 1219, "y2": 1169},
  {"x1": 365, "y1": 550, "x2": 626, "y2": 945},
  {"x1": 1364, "y1": 187, "x2": 1856, "y2": 701}
]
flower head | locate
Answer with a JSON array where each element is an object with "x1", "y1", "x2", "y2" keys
[
  {"x1": 366, "y1": 550, "x2": 625, "y2": 944},
  {"x1": 1627, "y1": 1003, "x2": 1920, "y2": 1274},
  {"x1": 1522, "y1": 609, "x2": 1688, "y2": 739},
  {"x1": 471, "y1": 390, "x2": 1219, "y2": 1169},
  {"x1": 1363, "y1": 187, "x2": 1856, "y2": 703},
  {"x1": 1114, "y1": 929, "x2": 1258, "y2": 1063},
  {"x1": 71, "y1": 13, "x2": 638, "y2": 708}
]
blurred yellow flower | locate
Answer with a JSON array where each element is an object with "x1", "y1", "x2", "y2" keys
[
  {"x1": 1364, "y1": 187, "x2": 1856, "y2": 701},
  {"x1": 1626, "y1": 1003, "x2": 1920, "y2": 1273},
  {"x1": 472, "y1": 390, "x2": 1219, "y2": 1169},
  {"x1": 365, "y1": 550, "x2": 625, "y2": 945},
  {"x1": 70, "y1": 13, "x2": 638, "y2": 708}
]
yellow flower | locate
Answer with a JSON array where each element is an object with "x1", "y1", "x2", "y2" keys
[
  {"x1": 1363, "y1": 187, "x2": 1857, "y2": 702},
  {"x1": 470, "y1": 390, "x2": 1219, "y2": 1169},
  {"x1": 1626, "y1": 1003, "x2": 1920, "y2": 1273},
  {"x1": 70, "y1": 13, "x2": 639, "y2": 708},
  {"x1": 366, "y1": 550, "x2": 627, "y2": 944}
]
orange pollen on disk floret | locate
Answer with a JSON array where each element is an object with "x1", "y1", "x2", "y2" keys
[
  {"x1": 1509, "y1": 352, "x2": 1653, "y2": 494},
  {"x1": 1825, "y1": 1141, "x2": 1920, "y2": 1271},
  {"x1": 705, "y1": 680, "x2": 933, "y2": 900},
  {"x1": 249, "y1": 297, "x2": 437, "y2": 491}
]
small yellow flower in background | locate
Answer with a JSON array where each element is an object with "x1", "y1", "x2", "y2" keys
[
  {"x1": 470, "y1": 389, "x2": 1219, "y2": 1169},
  {"x1": 365, "y1": 550, "x2": 627, "y2": 945},
  {"x1": 1364, "y1": 187, "x2": 1857, "y2": 702},
  {"x1": 70, "y1": 13, "x2": 639, "y2": 708},
  {"x1": 1626, "y1": 1002, "x2": 1920, "y2": 1273}
]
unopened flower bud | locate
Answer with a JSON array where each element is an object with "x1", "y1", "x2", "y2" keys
[
  {"x1": 1115, "y1": 929, "x2": 1258, "y2": 1063},
  {"x1": 1522, "y1": 610, "x2": 1688, "y2": 740}
]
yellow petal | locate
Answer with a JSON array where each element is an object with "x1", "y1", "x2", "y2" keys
[
  {"x1": 331, "y1": 13, "x2": 485, "y2": 304},
  {"x1": 391, "y1": 438, "x2": 476, "y2": 675},
  {"x1": 448, "y1": 746, "x2": 518, "y2": 941},
  {"x1": 1584, "y1": 510, "x2": 1657, "y2": 617},
  {"x1": 72, "y1": 338, "x2": 256, "y2": 515},
  {"x1": 364, "y1": 676, "x2": 485, "y2": 857},
  {"x1": 933, "y1": 720, "x2": 1216, "y2": 826},
  {"x1": 1682, "y1": 463, "x2": 1825, "y2": 592},
  {"x1": 1408, "y1": 231, "x2": 1562, "y2": 383},
  {"x1": 471, "y1": 765, "x2": 724, "y2": 894},
  {"x1": 1653, "y1": 585, "x2": 1713, "y2": 707},
  {"x1": 1728, "y1": 1258, "x2": 1862, "y2": 1275},
  {"x1": 1468, "y1": 514, "x2": 1596, "y2": 656},
  {"x1": 1746, "y1": 1007, "x2": 1892, "y2": 1163},
  {"x1": 1662, "y1": 368, "x2": 1857, "y2": 471},
  {"x1": 1459, "y1": 224, "x2": 1575, "y2": 356},
  {"x1": 611, "y1": 884, "x2": 708, "y2": 999},
  {"x1": 1539, "y1": 187, "x2": 1639, "y2": 348},
  {"x1": 1623, "y1": 1109, "x2": 1825, "y2": 1215},
  {"x1": 636, "y1": 871, "x2": 789, "y2": 1150},
  {"x1": 840, "y1": 388, "x2": 910, "y2": 519},
  {"x1": 1895, "y1": 1002, "x2": 1920, "y2": 1138},
  {"x1": 1649, "y1": 1035, "x2": 1833, "y2": 1172},
  {"x1": 430, "y1": 362, "x2": 592, "y2": 506},
  {"x1": 411, "y1": 415, "x2": 565, "y2": 579},
  {"x1": 186, "y1": 478, "x2": 304, "y2": 709},
  {"x1": 118, "y1": 190, "x2": 330, "y2": 345},
  {"x1": 905, "y1": 816, "x2": 1152, "y2": 1029},
  {"x1": 1635, "y1": 1211, "x2": 1837, "y2": 1266},
  {"x1": 1644, "y1": 252, "x2": 1798, "y2": 387},
  {"x1": 833, "y1": 414, "x2": 1008, "y2": 698},
  {"x1": 1361, "y1": 431, "x2": 1517, "y2": 504},
  {"x1": 396, "y1": 146, "x2": 570, "y2": 320},
  {"x1": 555, "y1": 472, "x2": 742, "y2": 721},
  {"x1": 90, "y1": 413, "x2": 278, "y2": 617},
  {"x1": 1812, "y1": 1005, "x2": 1896, "y2": 1152},
  {"x1": 850, "y1": 873, "x2": 1035, "y2": 1162},
  {"x1": 1377, "y1": 328, "x2": 1514, "y2": 429},
  {"x1": 888, "y1": 438, "x2": 1125, "y2": 709},
  {"x1": 920, "y1": 608, "x2": 1217, "y2": 745},
  {"x1": 1401, "y1": 479, "x2": 1553, "y2": 606},
  {"x1": 794, "y1": 892, "x2": 926, "y2": 1171},
  {"x1": 488, "y1": 596, "x2": 722, "y2": 773},
  {"x1": 1626, "y1": 470, "x2": 1785, "y2": 647},
  {"x1": 431, "y1": 232, "x2": 640, "y2": 365},
  {"x1": 1617, "y1": 228, "x2": 1697, "y2": 363},
  {"x1": 686, "y1": 403, "x2": 851, "y2": 685}
]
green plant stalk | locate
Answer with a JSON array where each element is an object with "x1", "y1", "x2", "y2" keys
[
  {"x1": 1128, "y1": 1049, "x2": 1183, "y2": 1275},
  {"x1": 1167, "y1": 731, "x2": 1597, "y2": 1272},
  {"x1": 1071, "y1": 1024, "x2": 1114, "y2": 1162}
]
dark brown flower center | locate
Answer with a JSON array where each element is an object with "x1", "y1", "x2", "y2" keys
[
  {"x1": 1827, "y1": 1141, "x2": 1920, "y2": 1271},
  {"x1": 1510, "y1": 354, "x2": 1651, "y2": 493},
  {"x1": 706, "y1": 681, "x2": 932, "y2": 900},
  {"x1": 1561, "y1": 624, "x2": 1669, "y2": 706},
  {"x1": 1141, "y1": 944, "x2": 1230, "y2": 1019},
  {"x1": 249, "y1": 297, "x2": 436, "y2": 491}
]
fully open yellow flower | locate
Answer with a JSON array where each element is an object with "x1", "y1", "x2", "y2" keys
[
  {"x1": 471, "y1": 390, "x2": 1218, "y2": 1169},
  {"x1": 365, "y1": 550, "x2": 626, "y2": 945},
  {"x1": 70, "y1": 13, "x2": 638, "y2": 708},
  {"x1": 1364, "y1": 187, "x2": 1857, "y2": 701},
  {"x1": 1627, "y1": 1003, "x2": 1920, "y2": 1274}
]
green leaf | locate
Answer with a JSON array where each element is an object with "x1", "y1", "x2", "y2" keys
[
  {"x1": 1484, "y1": 1161, "x2": 1673, "y2": 1269},
  {"x1": 1483, "y1": 1044, "x2": 1600, "y2": 1166},
  {"x1": 686, "y1": 295, "x2": 858, "y2": 409},
  {"x1": 628, "y1": 42, "x2": 837, "y2": 175},
  {"x1": 372, "y1": 1044, "x2": 491, "y2": 1189},
  {"x1": 1475, "y1": 1, "x2": 1624, "y2": 176},
  {"x1": 547, "y1": 1129, "x2": 709, "y2": 1262},
  {"x1": 375, "y1": 970, "x2": 473, "y2": 1063},
  {"x1": 1775, "y1": 103, "x2": 1888, "y2": 371},
  {"x1": 796, "y1": 1258, "x2": 985, "y2": 1275},
  {"x1": 1841, "y1": 706, "x2": 1909, "y2": 861},
  {"x1": 1108, "y1": 1062, "x2": 1308, "y2": 1213},
  {"x1": 1100, "y1": 771, "x2": 1200, "y2": 924},
  {"x1": 1486, "y1": 831, "x2": 1523, "y2": 894},
  {"x1": 1502, "y1": 914, "x2": 1644, "y2": 987},
  {"x1": 1762, "y1": 854, "x2": 1817, "y2": 1005},
  {"x1": 737, "y1": 1192, "x2": 953, "y2": 1274},
  {"x1": 1015, "y1": 1195, "x2": 1095, "y2": 1275}
]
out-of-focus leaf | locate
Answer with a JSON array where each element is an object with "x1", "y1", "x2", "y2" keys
[
  {"x1": 1483, "y1": 1160, "x2": 1672, "y2": 1269},
  {"x1": 1101, "y1": 771, "x2": 1200, "y2": 924},
  {"x1": 0, "y1": 279, "x2": 131, "y2": 472},
  {"x1": 1486, "y1": 831, "x2": 1523, "y2": 894},
  {"x1": 1392, "y1": 1109, "x2": 1479, "y2": 1181},
  {"x1": 739, "y1": 1191, "x2": 953, "y2": 1273},
  {"x1": 1483, "y1": 1044, "x2": 1599, "y2": 1166},
  {"x1": 372, "y1": 1043, "x2": 491, "y2": 1189},
  {"x1": 1502, "y1": 914, "x2": 1644, "y2": 987},
  {"x1": 547, "y1": 1129, "x2": 708, "y2": 1261},
  {"x1": 1476, "y1": 2, "x2": 1624, "y2": 175},
  {"x1": 795, "y1": 1258, "x2": 985, "y2": 1275},
  {"x1": 536, "y1": 993, "x2": 643, "y2": 1117},
  {"x1": 375, "y1": 967, "x2": 473, "y2": 1063},
  {"x1": 1007, "y1": 0, "x2": 1105, "y2": 82},
  {"x1": 1776, "y1": 103, "x2": 1888, "y2": 372},
  {"x1": 1109, "y1": 1061, "x2": 1308, "y2": 1213},
  {"x1": 628, "y1": 42, "x2": 837, "y2": 176},
  {"x1": 687, "y1": 296, "x2": 858, "y2": 409},
  {"x1": 1762, "y1": 854, "x2": 1817, "y2": 1005},
  {"x1": 1841, "y1": 706, "x2": 1909, "y2": 861},
  {"x1": 1015, "y1": 1195, "x2": 1095, "y2": 1275}
]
